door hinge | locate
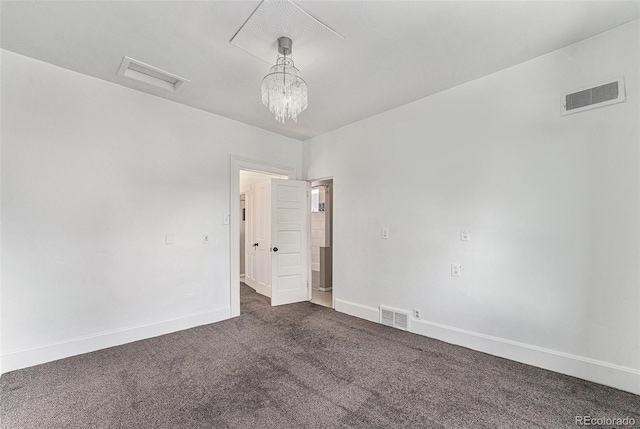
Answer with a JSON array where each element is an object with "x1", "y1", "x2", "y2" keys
[{"x1": 306, "y1": 190, "x2": 309, "y2": 198}]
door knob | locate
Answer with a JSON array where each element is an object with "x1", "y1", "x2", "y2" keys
[
  {"x1": 272, "y1": 247, "x2": 278, "y2": 252},
  {"x1": 253, "y1": 243, "x2": 259, "y2": 247}
]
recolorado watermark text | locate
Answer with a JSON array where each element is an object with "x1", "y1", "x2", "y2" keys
[{"x1": 575, "y1": 416, "x2": 636, "y2": 426}]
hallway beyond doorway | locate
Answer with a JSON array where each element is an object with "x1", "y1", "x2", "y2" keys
[{"x1": 310, "y1": 289, "x2": 332, "y2": 308}]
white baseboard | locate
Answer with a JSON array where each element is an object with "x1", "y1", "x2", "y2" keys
[
  {"x1": 0, "y1": 307, "x2": 230, "y2": 375},
  {"x1": 318, "y1": 287, "x2": 332, "y2": 292},
  {"x1": 334, "y1": 298, "x2": 379, "y2": 323},
  {"x1": 411, "y1": 319, "x2": 640, "y2": 395},
  {"x1": 334, "y1": 298, "x2": 640, "y2": 396},
  {"x1": 240, "y1": 274, "x2": 245, "y2": 282}
]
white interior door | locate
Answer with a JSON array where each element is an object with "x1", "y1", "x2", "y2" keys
[
  {"x1": 270, "y1": 179, "x2": 310, "y2": 306},
  {"x1": 244, "y1": 187, "x2": 256, "y2": 288},
  {"x1": 253, "y1": 179, "x2": 272, "y2": 297},
  {"x1": 244, "y1": 181, "x2": 271, "y2": 296}
]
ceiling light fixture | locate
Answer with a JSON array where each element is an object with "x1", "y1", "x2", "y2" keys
[{"x1": 261, "y1": 37, "x2": 308, "y2": 124}]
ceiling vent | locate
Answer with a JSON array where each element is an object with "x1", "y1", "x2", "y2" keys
[
  {"x1": 380, "y1": 306, "x2": 410, "y2": 331},
  {"x1": 562, "y1": 77, "x2": 625, "y2": 115},
  {"x1": 117, "y1": 56, "x2": 189, "y2": 92}
]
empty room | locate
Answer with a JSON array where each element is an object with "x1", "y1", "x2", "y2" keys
[{"x1": 1, "y1": 1, "x2": 639, "y2": 427}]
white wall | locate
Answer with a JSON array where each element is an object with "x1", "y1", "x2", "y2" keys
[
  {"x1": 0, "y1": 50, "x2": 302, "y2": 373},
  {"x1": 303, "y1": 21, "x2": 640, "y2": 394}
]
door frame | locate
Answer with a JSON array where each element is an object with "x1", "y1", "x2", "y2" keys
[
  {"x1": 229, "y1": 156, "x2": 297, "y2": 317},
  {"x1": 309, "y1": 176, "x2": 334, "y2": 308}
]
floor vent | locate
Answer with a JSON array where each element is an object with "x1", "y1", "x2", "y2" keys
[
  {"x1": 562, "y1": 77, "x2": 625, "y2": 115},
  {"x1": 380, "y1": 306, "x2": 410, "y2": 331},
  {"x1": 117, "y1": 56, "x2": 190, "y2": 92}
]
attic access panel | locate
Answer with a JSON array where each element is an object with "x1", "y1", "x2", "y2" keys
[{"x1": 230, "y1": 0, "x2": 344, "y2": 69}]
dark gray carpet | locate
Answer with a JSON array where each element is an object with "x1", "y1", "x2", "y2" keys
[{"x1": 1, "y1": 284, "x2": 638, "y2": 428}]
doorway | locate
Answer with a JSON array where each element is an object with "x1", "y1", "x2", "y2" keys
[
  {"x1": 229, "y1": 157, "x2": 298, "y2": 317},
  {"x1": 309, "y1": 179, "x2": 333, "y2": 308}
]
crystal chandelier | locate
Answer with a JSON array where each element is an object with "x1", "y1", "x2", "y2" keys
[{"x1": 261, "y1": 37, "x2": 308, "y2": 124}]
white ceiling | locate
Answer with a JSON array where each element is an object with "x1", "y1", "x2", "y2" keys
[{"x1": 2, "y1": 1, "x2": 638, "y2": 141}]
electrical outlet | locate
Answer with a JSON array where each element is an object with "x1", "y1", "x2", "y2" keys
[
  {"x1": 382, "y1": 228, "x2": 389, "y2": 239},
  {"x1": 202, "y1": 234, "x2": 210, "y2": 244},
  {"x1": 414, "y1": 309, "x2": 421, "y2": 320},
  {"x1": 451, "y1": 263, "x2": 462, "y2": 277},
  {"x1": 165, "y1": 234, "x2": 173, "y2": 245},
  {"x1": 460, "y1": 230, "x2": 471, "y2": 241}
]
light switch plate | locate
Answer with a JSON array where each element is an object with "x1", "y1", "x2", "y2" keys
[
  {"x1": 165, "y1": 234, "x2": 173, "y2": 245},
  {"x1": 202, "y1": 234, "x2": 210, "y2": 244},
  {"x1": 223, "y1": 214, "x2": 230, "y2": 225}
]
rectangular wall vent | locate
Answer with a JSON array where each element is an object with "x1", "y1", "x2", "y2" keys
[
  {"x1": 117, "y1": 56, "x2": 189, "y2": 92},
  {"x1": 380, "y1": 306, "x2": 410, "y2": 331},
  {"x1": 562, "y1": 77, "x2": 625, "y2": 115}
]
